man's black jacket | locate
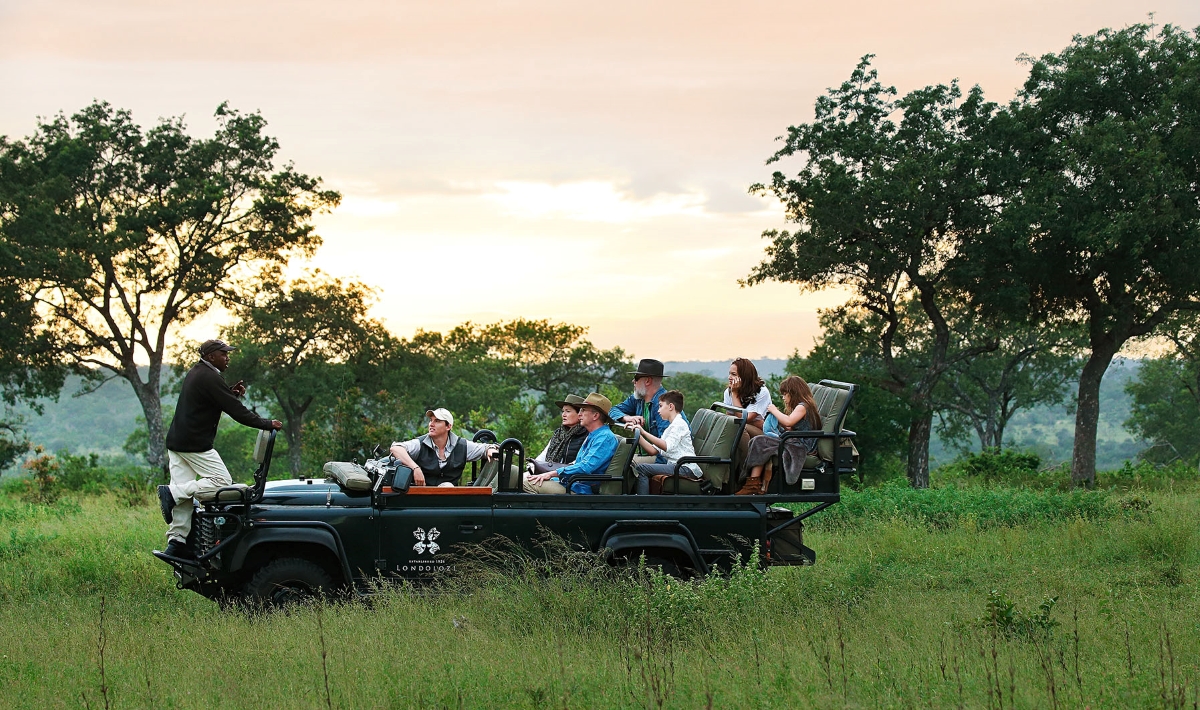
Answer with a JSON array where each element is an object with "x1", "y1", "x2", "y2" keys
[{"x1": 165, "y1": 361, "x2": 273, "y2": 452}]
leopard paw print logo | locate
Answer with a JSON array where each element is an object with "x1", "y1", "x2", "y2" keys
[{"x1": 413, "y1": 527, "x2": 441, "y2": 555}]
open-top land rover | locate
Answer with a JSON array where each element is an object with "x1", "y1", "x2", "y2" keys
[{"x1": 154, "y1": 381, "x2": 858, "y2": 605}]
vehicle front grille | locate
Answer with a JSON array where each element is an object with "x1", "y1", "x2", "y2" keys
[{"x1": 196, "y1": 515, "x2": 217, "y2": 557}]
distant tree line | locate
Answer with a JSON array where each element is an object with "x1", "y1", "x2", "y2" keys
[{"x1": 1, "y1": 22, "x2": 1197, "y2": 488}]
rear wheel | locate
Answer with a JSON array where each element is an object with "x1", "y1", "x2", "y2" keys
[
  {"x1": 243, "y1": 557, "x2": 333, "y2": 607},
  {"x1": 613, "y1": 549, "x2": 691, "y2": 579}
]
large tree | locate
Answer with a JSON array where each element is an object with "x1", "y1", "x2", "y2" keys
[
  {"x1": 0, "y1": 102, "x2": 339, "y2": 469},
  {"x1": 745, "y1": 58, "x2": 998, "y2": 487},
  {"x1": 479, "y1": 319, "x2": 629, "y2": 409},
  {"x1": 990, "y1": 23, "x2": 1200, "y2": 485},
  {"x1": 223, "y1": 271, "x2": 379, "y2": 475}
]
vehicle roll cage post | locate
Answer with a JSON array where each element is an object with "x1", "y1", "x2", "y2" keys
[
  {"x1": 470, "y1": 429, "x2": 498, "y2": 485},
  {"x1": 496, "y1": 438, "x2": 525, "y2": 492}
]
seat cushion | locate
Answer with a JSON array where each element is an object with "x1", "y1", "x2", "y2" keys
[
  {"x1": 324, "y1": 461, "x2": 372, "y2": 491},
  {"x1": 816, "y1": 388, "x2": 850, "y2": 462},
  {"x1": 696, "y1": 412, "x2": 739, "y2": 487},
  {"x1": 195, "y1": 484, "x2": 251, "y2": 502}
]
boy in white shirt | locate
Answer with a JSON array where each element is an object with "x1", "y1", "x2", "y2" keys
[{"x1": 629, "y1": 390, "x2": 703, "y2": 495}]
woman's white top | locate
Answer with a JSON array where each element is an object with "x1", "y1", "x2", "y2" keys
[{"x1": 723, "y1": 384, "x2": 773, "y2": 422}]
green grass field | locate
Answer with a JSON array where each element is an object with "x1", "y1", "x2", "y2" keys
[{"x1": 1, "y1": 474, "x2": 1198, "y2": 709}]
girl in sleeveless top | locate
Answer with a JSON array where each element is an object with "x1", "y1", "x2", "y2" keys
[{"x1": 736, "y1": 375, "x2": 822, "y2": 495}]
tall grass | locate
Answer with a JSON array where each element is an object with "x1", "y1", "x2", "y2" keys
[{"x1": 0, "y1": 481, "x2": 1197, "y2": 707}]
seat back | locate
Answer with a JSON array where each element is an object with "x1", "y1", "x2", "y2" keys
[
  {"x1": 598, "y1": 431, "x2": 638, "y2": 494},
  {"x1": 467, "y1": 429, "x2": 498, "y2": 484},
  {"x1": 324, "y1": 461, "x2": 373, "y2": 491},
  {"x1": 253, "y1": 429, "x2": 272, "y2": 464},
  {"x1": 688, "y1": 407, "x2": 742, "y2": 490},
  {"x1": 811, "y1": 381, "x2": 855, "y2": 463}
]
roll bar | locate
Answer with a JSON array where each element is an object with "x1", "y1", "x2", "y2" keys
[{"x1": 495, "y1": 438, "x2": 525, "y2": 492}]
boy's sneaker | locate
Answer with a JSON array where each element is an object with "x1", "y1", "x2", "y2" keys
[{"x1": 157, "y1": 485, "x2": 176, "y2": 524}]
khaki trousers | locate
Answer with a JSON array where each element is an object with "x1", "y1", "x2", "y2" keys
[
  {"x1": 522, "y1": 476, "x2": 567, "y2": 494},
  {"x1": 166, "y1": 449, "x2": 231, "y2": 543}
]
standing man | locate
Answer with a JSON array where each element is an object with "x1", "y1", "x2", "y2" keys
[
  {"x1": 390, "y1": 408, "x2": 498, "y2": 487},
  {"x1": 609, "y1": 358, "x2": 671, "y2": 463},
  {"x1": 157, "y1": 339, "x2": 282, "y2": 560}
]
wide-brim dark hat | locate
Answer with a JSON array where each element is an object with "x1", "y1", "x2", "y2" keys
[
  {"x1": 629, "y1": 358, "x2": 669, "y2": 379},
  {"x1": 577, "y1": 392, "x2": 614, "y2": 423},
  {"x1": 554, "y1": 393, "x2": 586, "y2": 409}
]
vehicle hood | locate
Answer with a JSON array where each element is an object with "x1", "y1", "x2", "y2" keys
[{"x1": 258, "y1": 478, "x2": 372, "y2": 507}]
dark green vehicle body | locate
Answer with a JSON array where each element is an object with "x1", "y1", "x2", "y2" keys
[
  {"x1": 171, "y1": 479, "x2": 834, "y2": 602},
  {"x1": 158, "y1": 381, "x2": 857, "y2": 603}
]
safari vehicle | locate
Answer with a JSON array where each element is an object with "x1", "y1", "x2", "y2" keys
[{"x1": 153, "y1": 381, "x2": 858, "y2": 606}]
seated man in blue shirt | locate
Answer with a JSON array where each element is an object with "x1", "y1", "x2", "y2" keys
[{"x1": 523, "y1": 393, "x2": 619, "y2": 495}]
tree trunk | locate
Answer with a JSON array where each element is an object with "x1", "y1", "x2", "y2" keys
[
  {"x1": 1071, "y1": 348, "x2": 1117, "y2": 487},
  {"x1": 286, "y1": 414, "x2": 305, "y2": 476},
  {"x1": 126, "y1": 362, "x2": 166, "y2": 475},
  {"x1": 907, "y1": 410, "x2": 933, "y2": 489}
]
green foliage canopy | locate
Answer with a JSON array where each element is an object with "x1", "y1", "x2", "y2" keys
[
  {"x1": 986, "y1": 23, "x2": 1200, "y2": 484},
  {"x1": 0, "y1": 101, "x2": 340, "y2": 469},
  {"x1": 223, "y1": 271, "x2": 381, "y2": 475}
]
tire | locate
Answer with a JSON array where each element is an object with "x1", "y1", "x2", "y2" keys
[
  {"x1": 643, "y1": 554, "x2": 684, "y2": 579},
  {"x1": 614, "y1": 550, "x2": 690, "y2": 580},
  {"x1": 243, "y1": 557, "x2": 333, "y2": 607}
]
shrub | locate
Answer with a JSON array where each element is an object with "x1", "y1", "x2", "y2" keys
[
  {"x1": 114, "y1": 472, "x2": 155, "y2": 507},
  {"x1": 979, "y1": 590, "x2": 1059, "y2": 640},
  {"x1": 1098, "y1": 459, "x2": 1199, "y2": 490},
  {"x1": 18, "y1": 448, "x2": 61, "y2": 505},
  {"x1": 961, "y1": 449, "x2": 1041, "y2": 479},
  {"x1": 935, "y1": 448, "x2": 1045, "y2": 487},
  {"x1": 56, "y1": 451, "x2": 108, "y2": 492}
]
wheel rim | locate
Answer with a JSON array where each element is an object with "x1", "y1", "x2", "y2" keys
[{"x1": 268, "y1": 578, "x2": 320, "y2": 605}]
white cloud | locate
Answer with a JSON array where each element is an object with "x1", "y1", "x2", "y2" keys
[
  {"x1": 337, "y1": 195, "x2": 401, "y2": 217},
  {"x1": 486, "y1": 180, "x2": 708, "y2": 223}
]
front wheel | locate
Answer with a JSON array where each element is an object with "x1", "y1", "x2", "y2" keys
[{"x1": 243, "y1": 557, "x2": 333, "y2": 607}]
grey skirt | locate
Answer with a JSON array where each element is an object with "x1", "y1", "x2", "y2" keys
[{"x1": 740, "y1": 434, "x2": 815, "y2": 485}]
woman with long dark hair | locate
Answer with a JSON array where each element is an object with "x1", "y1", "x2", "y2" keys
[
  {"x1": 736, "y1": 375, "x2": 822, "y2": 495},
  {"x1": 723, "y1": 357, "x2": 773, "y2": 465}
]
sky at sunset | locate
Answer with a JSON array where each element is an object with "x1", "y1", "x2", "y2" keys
[{"x1": 2, "y1": 1, "x2": 1198, "y2": 361}]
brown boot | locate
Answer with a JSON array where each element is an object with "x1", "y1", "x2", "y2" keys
[
  {"x1": 735, "y1": 476, "x2": 762, "y2": 495},
  {"x1": 760, "y1": 463, "x2": 774, "y2": 494}
]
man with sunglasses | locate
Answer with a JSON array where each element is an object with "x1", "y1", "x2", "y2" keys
[{"x1": 609, "y1": 359, "x2": 672, "y2": 462}]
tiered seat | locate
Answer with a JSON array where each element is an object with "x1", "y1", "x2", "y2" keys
[
  {"x1": 657, "y1": 406, "x2": 745, "y2": 495},
  {"x1": 563, "y1": 430, "x2": 639, "y2": 494},
  {"x1": 767, "y1": 380, "x2": 857, "y2": 494}
]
